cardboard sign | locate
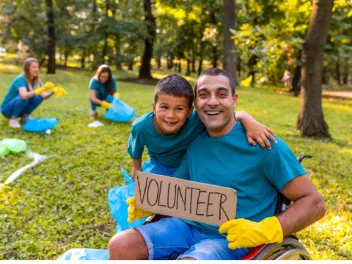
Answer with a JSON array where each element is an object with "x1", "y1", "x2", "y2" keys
[{"x1": 134, "y1": 171, "x2": 237, "y2": 226}]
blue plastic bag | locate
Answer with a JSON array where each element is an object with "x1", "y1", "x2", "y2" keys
[
  {"x1": 58, "y1": 248, "x2": 109, "y2": 260},
  {"x1": 108, "y1": 162, "x2": 177, "y2": 233},
  {"x1": 108, "y1": 168, "x2": 147, "y2": 233},
  {"x1": 22, "y1": 118, "x2": 58, "y2": 133},
  {"x1": 104, "y1": 95, "x2": 136, "y2": 122}
]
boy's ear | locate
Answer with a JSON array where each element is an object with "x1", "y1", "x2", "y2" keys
[{"x1": 187, "y1": 105, "x2": 194, "y2": 118}]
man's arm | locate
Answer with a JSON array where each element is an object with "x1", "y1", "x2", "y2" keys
[{"x1": 278, "y1": 174, "x2": 327, "y2": 236}]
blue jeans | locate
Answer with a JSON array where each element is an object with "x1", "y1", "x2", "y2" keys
[
  {"x1": 90, "y1": 94, "x2": 113, "y2": 111},
  {"x1": 1, "y1": 95, "x2": 43, "y2": 118},
  {"x1": 136, "y1": 217, "x2": 249, "y2": 260}
]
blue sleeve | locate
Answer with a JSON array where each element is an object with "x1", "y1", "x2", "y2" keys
[
  {"x1": 127, "y1": 123, "x2": 145, "y2": 160},
  {"x1": 112, "y1": 76, "x2": 117, "y2": 92},
  {"x1": 14, "y1": 76, "x2": 27, "y2": 91},
  {"x1": 89, "y1": 78, "x2": 97, "y2": 90},
  {"x1": 173, "y1": 151, "x2": 190, "y2": 180},
  {"x1": 263, "y1": 138, "x2": 307, "y2": 192}
]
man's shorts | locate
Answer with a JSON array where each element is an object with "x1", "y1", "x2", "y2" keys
[{"x1": 136, "y1": 217, "x2": 249, "y2": 260}]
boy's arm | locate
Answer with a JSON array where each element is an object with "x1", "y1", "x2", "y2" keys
[
  {"x1": 236, "y1": 111, "x2": 277, "y2": 150},
  {"x1": 131, "y1": 158, "x2": 142, "y2": 179}
]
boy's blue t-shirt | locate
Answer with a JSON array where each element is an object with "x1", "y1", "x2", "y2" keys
[
  {"x1": 2, "y1": 74, "x2": 32, "y2": 105},
  {"x1": 174, "y1": 121, "x2": 306, "y2": 235},
  {"x1": 127, "y1": 111, "x2": 205, "y2": 168},
  {"x1": 89, "y1": 76, "x2": 117, "y2": 99}
]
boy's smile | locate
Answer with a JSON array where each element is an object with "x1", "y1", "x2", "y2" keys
[{"x1": 153, "y1": 93, "x2": 193, "y2": 135}]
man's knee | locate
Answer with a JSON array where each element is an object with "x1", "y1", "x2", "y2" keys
[{"x1": 108, "y1": 229, "x2": 148, "y2": 260}]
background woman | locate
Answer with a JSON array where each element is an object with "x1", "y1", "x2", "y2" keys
[
  {"x1": 89, "y1": 64, "x2": 119, "y2": 120},
  {"x1": 1, "y1": 57, "x2": 54, "y2": 128}
]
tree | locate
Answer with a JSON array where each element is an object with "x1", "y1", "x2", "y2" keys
[
  {"x1": 45, "y1": 0, "x2": 56, "y2": 73},
  {"x1": 297, "y1": 0, "x2": 334, "y2": 137},
  {"x1": 139, "y1": 0, "x2": 156, "y2": 79},
  {"x1": 223, "y1": 0, "x2": 238, "y2": 85}
]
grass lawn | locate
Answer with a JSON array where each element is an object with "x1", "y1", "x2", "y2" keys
[{"x1": 0, "y1": 60, "x2": 351, "y2": 260}]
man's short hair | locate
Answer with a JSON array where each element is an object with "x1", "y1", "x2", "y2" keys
[
  {"x1": 154, "y1": 74, "x2": 194, "y2": 108},
  {"x1": 195, "y1": 68, "x2": 236, "y2": 96}
]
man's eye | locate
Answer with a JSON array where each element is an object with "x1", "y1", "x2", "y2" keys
[
  {"x1": 219, "y1": 93, "x2": 227, "y2": 97},
  {"x1": 199, "y1": 93, "x2": 207, "y2": 98},
  {"x1": 161, "y1": 106, "x2": 168, "y2": 109}
]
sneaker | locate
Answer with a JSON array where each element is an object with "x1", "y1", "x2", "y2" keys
[
  {"x1": 90, "y1": 111, "x2": 98, "y2": 120},
  {"x1": 9, "y1": 118, "x2": 21, "y2": 128}
]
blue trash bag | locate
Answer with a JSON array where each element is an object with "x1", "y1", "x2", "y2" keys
[
  {"x1": 108, "y1": 168, "x2": 147, "y2": 233},
  {"x1": 22, "y1": 118, "x2": 58, "y2": 132},
  {"x1": 58, "y1": 248, "x2": 109, "y2": 260},
  {"x1": 104, "y1": 95, "x2": 136, "y2": 122},
  {"x1": 108, "y1": 162, "x2": 177, "y2": 233}
]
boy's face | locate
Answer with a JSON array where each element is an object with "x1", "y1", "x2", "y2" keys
[
  {"x1": 195, "y1": 74, "x2": 237, "y2": 137},
  {"x1": 153, "y1": 93, "x2": 193, "y2": 135}
]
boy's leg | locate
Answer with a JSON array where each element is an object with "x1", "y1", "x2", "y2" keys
[
  {"x1": 108, "y1": 217, "x2": 195, "y2": 260},
  {"x1": 22, "y1": 95, "x2": 43, "y2": 116},
  {"x1": 108, "y1": 228, "x2": 148, "y2": 260}
]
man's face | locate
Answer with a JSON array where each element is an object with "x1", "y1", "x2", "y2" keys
[
  {"x1": 195, "y1": 74, "x2": 237, "y2": 137},
  {"x1": 153, "y1": 93, "x2": 193, "y2": 135}
]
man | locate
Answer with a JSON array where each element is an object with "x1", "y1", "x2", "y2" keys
[{"x1": 108, "y1": 68, "x2": 326, "y2": 260}]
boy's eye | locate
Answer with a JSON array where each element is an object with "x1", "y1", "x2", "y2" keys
[{"x1": 177, "y1": 107, "x2": 185, "y2": 111}]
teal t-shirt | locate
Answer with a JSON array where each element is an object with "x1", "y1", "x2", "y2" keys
[
  {"x1": 2, "y1": 74, "x2": 31, "y2": 106},
  {"x1": 89, "y1": 76, "x2": 117, "y2": 99},
  {"x1": 174, "y1": 121, "x2": 306, "y2": 235},
  {"x1": 127, "y1": 111, "x2": 205, "y2": 168}
]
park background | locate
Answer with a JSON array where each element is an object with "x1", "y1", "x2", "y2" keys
[{"x1": 0, "y1": 0, "x2": 351, "y2": 260}]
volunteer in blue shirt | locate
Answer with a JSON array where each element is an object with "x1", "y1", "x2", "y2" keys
[
  {"x1": 1, "y1": 57, "x2": 54, "y2": 128},
  {"x1": 89, "y1": 64, "x2": 119, "y2": 120}
]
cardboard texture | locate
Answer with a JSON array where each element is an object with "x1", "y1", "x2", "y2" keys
[{"x1": 134, "y1": 171, "x2": 237, "y2": 226}]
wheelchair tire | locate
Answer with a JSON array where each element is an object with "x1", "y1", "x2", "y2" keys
[{"x1": 252, "y1": 236, "x2": 312, "y2": 260}]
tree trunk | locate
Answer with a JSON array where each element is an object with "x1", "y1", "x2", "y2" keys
[
  {"x1": 138, "y1": 0, "x2": 156, "y2": 79},
  {"x1": 343, "y1": 61, "x2": 349, "y2": 84},
  {"x1": 223, "y1": 0, "x2": 238, "y2": 86},
  {"x1": 185, "y1": 57, "x2": 191, "y2": 76},
  {"x1": 45, "y1": 0, "x2": 56, "y2": 74},
  {"x1": 178, "y1": 59, "x2": 182, "y2": 73},
  {"x1": 297, "y1": 0, "x2": 333, "y2": 137},
  {"x1": 212, "y1": 45, "x2": 218, "y2": 68},
  {"x1": 191, "y1": 55, "x2": 196, "y2": 73},
  {"x1": 292, "y1": 50, "x2": 302, "y2": 97},
  {"x1": 335, "y1": 55, "x2": 341, "y2": 85},
  {"x1": 128, "y1": 59, "x2": 133, "y2": 71}
]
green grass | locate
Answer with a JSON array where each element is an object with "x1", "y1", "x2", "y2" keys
[{"x1": 0, "y1": 60, "x2": 351, "y2": 260}]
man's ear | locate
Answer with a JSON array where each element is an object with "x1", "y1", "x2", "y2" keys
[
  {"x1": 187, "y1": 105, "x2": 194, "y2": 118},
  {"x1": 233, "y1": 93, "x2": 238, "y2": 108},
  {"x1": 152, "y1": 102, "x2": 156, "y2": 113}
]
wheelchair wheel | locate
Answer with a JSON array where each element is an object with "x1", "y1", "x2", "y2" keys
[{"x1": 252, "y1": 236, "x2": 312, "y2": 260}]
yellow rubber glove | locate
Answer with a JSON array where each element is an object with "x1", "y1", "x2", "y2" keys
[
  {"x1": 126, "y1": 197, "x2": 154, "y2": 223},
  {"x1": 219, "y1": 216, "x2": 283, "y2": 250},
  {"x1": 52, "y1": 85, "x2": 68, "y2": 98},
  {"x1": 101, "y1": 100, "x2": 111, "y2": 109},
  {"x1": 34, "y1": 82, "x2": 55, "y2": 95},
  {"x1": 113, "y1": 92, "x2": 121, "y2": 99}
]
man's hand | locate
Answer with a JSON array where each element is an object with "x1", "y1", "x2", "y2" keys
[
  {"x1": 101, "y1": 100, "x2": 111, "y2": 109},
  {"x1": 126, "y1": 197, "x2": 153, "y2": 222},
  {"x1": 34, "y1": 82, "x2": 55, "y2": 95},
  {"x1": 219, "y1": 216, "x2": 283, "y2": 249}
]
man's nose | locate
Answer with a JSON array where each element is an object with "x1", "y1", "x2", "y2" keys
[{"x1": 207, "y1": 94, "x2": 219, "y2": 106}]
